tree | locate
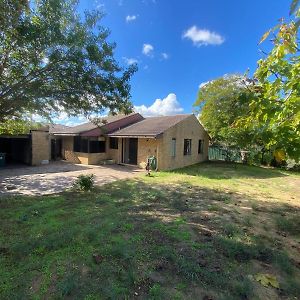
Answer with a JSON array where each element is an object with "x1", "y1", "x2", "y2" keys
[
  {"x1": 0, "y1": 0, "x2": 136, "y2": 123},
  {"x1": 194, "y1": 75, "x2": 257, "y2": 148},
  {"x1": 240, "y1": 1, "x2": 300, "y2": 160}
]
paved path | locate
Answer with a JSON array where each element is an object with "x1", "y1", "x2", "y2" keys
[{"x1": 0, "y1": 161, "x2": 143, "y2": 196}]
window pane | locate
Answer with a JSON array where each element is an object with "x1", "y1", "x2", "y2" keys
[
  {"x1": 73, "y1": 136, "x2": 81, "y2": 152},
  {"x1": 81, "y1": 139, "x2": 88, "y2": 153},
  {"x1": 198, "y1": 140, "x2": 203, "y2": 154},
  {"x1": 171, "y1": 138, "x2": 176, "y2": 157},
  {"x1": 89, "y1": 141, "x2": 106, "y2": 153},
  {"x1": 184, "y1": 139, "x2": 192, "y2": 155},
  {"x1": 110, "y1": 137, "x2": 118, "y2": 149}
]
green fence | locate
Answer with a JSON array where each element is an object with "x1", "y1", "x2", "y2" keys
[{"x1": 208, "y1": 146, "x2": 242, "y2": 162}]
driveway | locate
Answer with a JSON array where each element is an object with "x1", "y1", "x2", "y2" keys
[{"x1": 0, "y1": 161, "x2": 144, "y2": 196}]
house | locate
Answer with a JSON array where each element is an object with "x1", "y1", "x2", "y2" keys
[{"x1": 0, "y1": 113, "x2": 209, "y2": 170}]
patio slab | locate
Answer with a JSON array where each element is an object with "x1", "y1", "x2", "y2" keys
[{"x1": 0, "y1": 161, "x2": 144, "y2": 196}]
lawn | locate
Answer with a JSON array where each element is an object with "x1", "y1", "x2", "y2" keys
[{"x1": 0, "y1": 162, "x2": 300, "y2": 299}]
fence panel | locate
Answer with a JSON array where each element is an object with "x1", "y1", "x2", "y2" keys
[{"x1": 208, "y1": 146, "x2": 242, "y2": 163}]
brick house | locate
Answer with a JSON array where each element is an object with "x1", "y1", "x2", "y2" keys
[{"x1": 0, "y1": 113, "x2": 209, "y2": 170}]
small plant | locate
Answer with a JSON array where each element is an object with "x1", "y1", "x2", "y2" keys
[
  {"x1": 73, "y1": 174, "x2": 95, "y2": 191},
  {"x1": 275, "y1": 215, "x2": 300, "y2": 236},
  {"x1": 149, "y1": 283, "x2": 162, "y2": 299}
]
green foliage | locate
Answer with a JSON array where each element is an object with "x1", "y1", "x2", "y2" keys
[
  {"x1": 195, "y1": 2, "x2": 300, "y2": 162},
  {"x1": 73, "y1": 174, "x2": 95, "y2": 191},
  {"x1": 0, "y1": 119, "x2": 41, "y2": 134},
  {"x1": 240, "y1": 4, "x2": 300, "y2": 160},
  {"x1": 0, "y1": 0, "x2": 136, "y2": 122},
  {"x1": 149, "y1": 283, "x2": 163, "y2": 299},
  {"x1": 194, "y1": 75, "x2": 257, "y2": 148}
]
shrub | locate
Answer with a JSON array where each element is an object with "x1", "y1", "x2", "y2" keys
[{"x1": 73, "y1": 174, "x2": 95, "y2": 191}]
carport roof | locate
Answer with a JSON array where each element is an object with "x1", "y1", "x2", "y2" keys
[{"x1": 108, "y1": 114, "x2": 192, "y2": 138}]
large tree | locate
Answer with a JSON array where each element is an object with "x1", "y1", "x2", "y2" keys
[
  {"x1": 240, "y1": 1, "x2": 300, "y2": 160},
  {"x1": 194, "y1": 75, "x2": 257, "y2": 148},
  {"x1": 0, "y1": 0, "x2": 136, "y2": 123}
]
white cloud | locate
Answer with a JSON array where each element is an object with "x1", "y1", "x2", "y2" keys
[
  {"x1": 94, "y1": 0, "x2": 105, "y2": 9},
  {"x1": 143, "y1": 0, "x2": 156, "y2": 4},
  {"x1": 183, "y1": 26, "x2": 225, "y2": 46},
  {"x1": 126, "y1": 15, "x2": 137, "y2": 22},
  {"x1": 142, "y1": 43, "x2": 154, "y2": 56},
  {"x1": 123, "y1": 57, "x2": 138, "y2": 65},
  {"x1": 161, "y1": 52, "x2": 169, "y2": 60},
  {"x1": 199, "y1": 81, "x2": 210, "y2": 89},
  {"x1": 32, "y1": 112, "x2": 87, "y2": 126},
  {"x1": 134, "y1": 93, "x2": 184, "y2": 116}
]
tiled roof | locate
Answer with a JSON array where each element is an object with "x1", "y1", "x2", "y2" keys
[
  {"x1": 48, "y1": 124, "x2": 71, "y2": 134},
  {"x1": 108, "y1": 114, "x2": 193, "y2": 138},
  {"x1": 51, "y1": 113, "x2": 142, "y2": 135}
]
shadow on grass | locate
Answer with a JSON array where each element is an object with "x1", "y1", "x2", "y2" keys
[
  {"x1": 169, "y1": 161, "x2": 288, "y2": 179},
  {"x1": 0, "y1": 179, "x2": 299, "y2": 299}
]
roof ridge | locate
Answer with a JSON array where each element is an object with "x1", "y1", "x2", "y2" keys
[
  {"x1": 108, "y1": 114, "x2": 194, "y2": 138},
  {"x1": 145, "y1": 113, "x2": 192, "y2": 118}
]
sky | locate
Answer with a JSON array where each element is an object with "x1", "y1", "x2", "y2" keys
[{"x1": 52, "y1": 0, "x2": 291, "y2": 125}]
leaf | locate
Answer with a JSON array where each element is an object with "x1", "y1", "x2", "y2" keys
[
  {"x1": 259, "y1": 30, "x2": 271, "y2": 44},
  {"x1": 290, "y1": 0, "x2": 300, "y2": 16},
  {"x1": 254, "y1": 273, "x2": 279, "y2": 289}
]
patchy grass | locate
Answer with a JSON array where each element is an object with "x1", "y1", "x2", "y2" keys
[{"x1": 0, "y1": 162, "x2": 299, "y2": 299}]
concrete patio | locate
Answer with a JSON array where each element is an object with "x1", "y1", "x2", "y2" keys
[{"x1": 0, "y1": 161, "x2": 143, "y2": 196}]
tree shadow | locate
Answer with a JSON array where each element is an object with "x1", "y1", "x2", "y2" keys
[
  {"x1": 169, "y1": 161, "x2": 288, "y2": 179},
  {"x1": 0, "y1": 162, "x2": 142, "y2": 197},
  {"x1": 1, "y1": 179, "x2": 299, "y2": 299},
  {"x1": 0, "y1": 160, "x2": 93, "y2": 177}
]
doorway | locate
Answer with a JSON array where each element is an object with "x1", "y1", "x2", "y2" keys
[
  {"x1": 51, "y1": 138, "x2": 62, "y2": 160},
  {"x1": 122, "y1": 138, "x2": 138, "y2": 165},
  {"x1": 0, "y1": 136, "x2": 31, "y2": 165}
]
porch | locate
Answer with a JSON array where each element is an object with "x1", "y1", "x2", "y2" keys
[{"x1": 53, "y1": 134, "x2": 160, "y2": 169}]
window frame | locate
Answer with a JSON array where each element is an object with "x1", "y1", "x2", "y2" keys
[
  {"x1": 198, "y1": 139, "x2": 204, "y2": 154},
  {"x1": 73, "y1": 136, "x2": 106, "y2": 153},
  {"x1": 183, "y1": 139, "x2": 192, "y2": 156},
  {"x1": 171, "y1": 138, "x2": 176, "y2": 157}
]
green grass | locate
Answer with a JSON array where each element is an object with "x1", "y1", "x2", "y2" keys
[{"x1": 0, "y1": 162, "x2": 299, "y2": 299}]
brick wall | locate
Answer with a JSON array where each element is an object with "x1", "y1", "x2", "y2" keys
[
  {"x1": 106, "y1": 137, "x2": 121, "y2": 163},
  {"x1": 137, "y1": 138, "x2": 160, "y2": 169},
  {"x1": 31, "y1": 130, "x2": 50, "y2": 165},
  {"x1": 157, "y1": 115, "x2": 209, "y2": 170}
]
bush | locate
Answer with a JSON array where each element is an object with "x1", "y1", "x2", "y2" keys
[{"x1": 73, "y1": 174, "x2": 95, "y2": 191}]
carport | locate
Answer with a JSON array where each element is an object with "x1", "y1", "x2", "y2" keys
[
  {"x1": 0, "y1": 129, "x2": 50, "y2": 167},
  {"x1": 0, "y1": 135, "x2": 31, "y2": 165}
]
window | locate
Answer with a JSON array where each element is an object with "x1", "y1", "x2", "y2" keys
[
  {"x1": 198, "y1": 140, "x2": 204, "y2": 154},
  {"x1": 110, "y1": 137, "x2": 118, "y2": 149},
  {"x1": 81, "y1": 138, "x2": 88, "y2": 153},
  {"x1": 89, "y1": 141, "x2": 106, "y2": 153},
  {"x1": 73, "y1": 136, "x2": 81, "y2": 152},
  {"x1": 171, "y1": 138, "x2": 176, "y2": 157},
  {"x1": 73, "y1": 137, "x2": 106, "y2": 153},
  {"x1": 184, "y1": 139, "x2": 192, "y2": 155}
]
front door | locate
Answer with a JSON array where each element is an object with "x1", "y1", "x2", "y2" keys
[{"x1": 122, "y1": 138, "x2": 138, "y2": 165}]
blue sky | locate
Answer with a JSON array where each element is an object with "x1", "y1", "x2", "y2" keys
[{"x1": 53, "y1": 0, "x2": 291, "y2": 124}]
